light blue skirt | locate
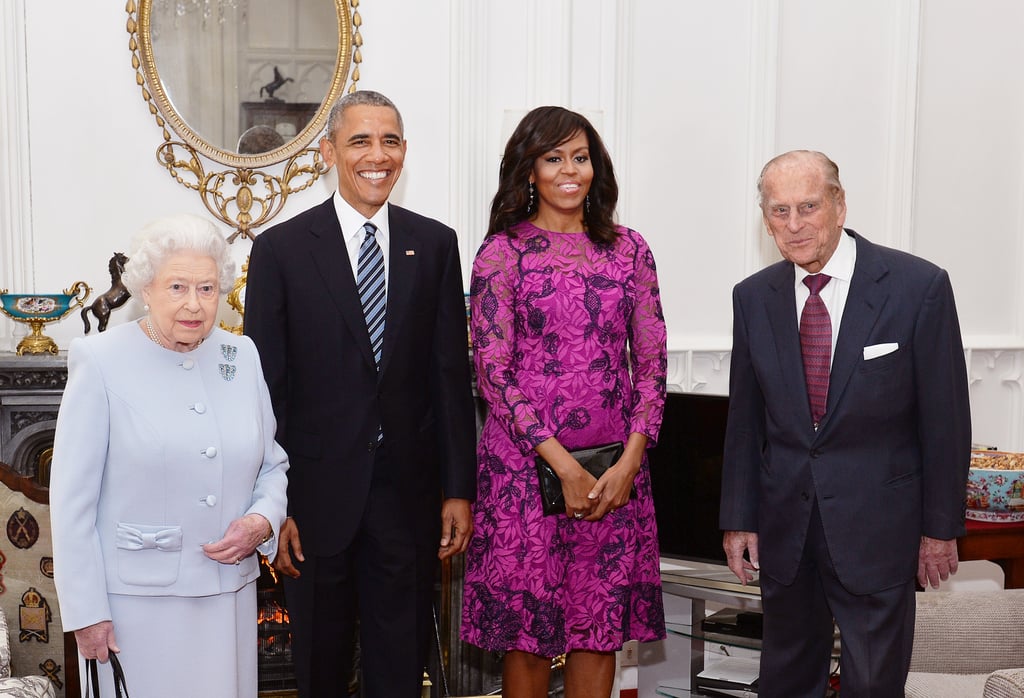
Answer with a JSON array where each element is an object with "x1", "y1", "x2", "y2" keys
[{"x1": 79, "y1": 581, "x2": 257, "y2": 698}]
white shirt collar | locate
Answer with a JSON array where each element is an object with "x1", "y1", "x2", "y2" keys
[
  {"x1": 794, "y1": 229, "x2": 856, "y2": 287},
  {"x1": 332, "y1": 191, "x2": 390, "y2": 245}
]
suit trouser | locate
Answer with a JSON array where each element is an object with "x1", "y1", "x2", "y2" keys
[
  {"x1": 758, "y1": 502, "x2": 916, "y2": 698},
  {"x1": 283, "y1": 446, "x2": 435, "y2": 698}
]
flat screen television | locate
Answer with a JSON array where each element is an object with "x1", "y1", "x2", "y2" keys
[{"x1": 648, "y1": 392, "x2": 731, "y2": 566}]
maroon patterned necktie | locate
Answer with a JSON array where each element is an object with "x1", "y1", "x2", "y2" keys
[{"x1": 800, "y1": 274, "x2": 832, "y2": 429}]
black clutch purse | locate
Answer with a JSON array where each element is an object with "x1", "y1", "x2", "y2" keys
[{"x1": 535, "y1": 441, "x2": 630, "y2": 516}]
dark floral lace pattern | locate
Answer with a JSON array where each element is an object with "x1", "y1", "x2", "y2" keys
[{"x1": 462, "y1": 223, "x2": 668, "y2": 654}]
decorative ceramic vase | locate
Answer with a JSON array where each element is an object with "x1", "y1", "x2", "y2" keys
[
  {"x1": 967, "y1": 450, "x2": 1024, "y2": 522},
  {"x1": 0, "y1": 282, "x2": 92, "y2": 355}
]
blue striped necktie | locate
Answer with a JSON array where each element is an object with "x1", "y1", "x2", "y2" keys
[{"x1": 357, "y1": 222, "x2": 386, "y2": 368}]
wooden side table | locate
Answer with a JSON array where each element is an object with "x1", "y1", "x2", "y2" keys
[{"x1": 957, "y1": 519, "x2": 1024, "y2": 589}]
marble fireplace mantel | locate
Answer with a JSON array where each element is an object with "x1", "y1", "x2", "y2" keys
[{"x1": 0, "y1": 352, "x2": 67, "y2": 481}]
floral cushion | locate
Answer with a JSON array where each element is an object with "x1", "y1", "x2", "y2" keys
[
  {"x1": 0, "y1": 612, "x2": 8, "y2": 680},
  {"x1": 0, "y1": 676, "x2": 56, "y2": 698}
]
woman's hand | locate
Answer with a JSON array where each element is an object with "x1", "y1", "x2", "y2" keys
[
  {"x1": 585, "y1": 458, "x2": 640, "y2": 520},
  {"x1": 585, "y1": 434, "x2": 647, "y2": 520},
  {"x1": 202, "y1": 513, "x2": 272, "y2": 565},
  {"x1": 74, "y1": 620, "x2": 119, "y2": 662},
  {"x1": 560, "y1": 463, "x2": 600, "y2": 519},
  {"x1": 535, "y1": 438, "x2": 598, "y2": 519}
]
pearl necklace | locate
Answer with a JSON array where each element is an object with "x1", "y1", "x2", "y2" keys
[
  {"x1": 143, "y1": 317, "x2": 205, "y2": 352},
  {"x1": 144, "y1": 317, "x2": 167, "y2": 348}
]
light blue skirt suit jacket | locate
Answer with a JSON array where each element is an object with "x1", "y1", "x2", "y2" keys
[{"x1": 50, "y1": 323, "x2": 288, "y2": 670}]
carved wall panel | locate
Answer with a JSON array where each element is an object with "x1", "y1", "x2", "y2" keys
[{"x1": 664, "y1": 345, "x2": 1024, "y2": 453}]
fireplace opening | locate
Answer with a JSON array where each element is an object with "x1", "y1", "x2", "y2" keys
[{"x1": 257, "y1": 558, "x2": 297, "y2": 695}]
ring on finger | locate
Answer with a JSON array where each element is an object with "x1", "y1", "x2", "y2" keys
[{"x1": 573, "y1": 512, "x2": 584, "y2": 520}]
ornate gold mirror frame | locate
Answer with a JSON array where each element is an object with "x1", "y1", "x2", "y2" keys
[{"x1": 125, "y1": 0, "x2": 363, "y2": 242}]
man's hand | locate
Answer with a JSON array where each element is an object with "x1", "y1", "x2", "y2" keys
[
  {"x1": 723, "y1": 530, "x2": 760, "y2": 585},
  {"x1": 74, "y1": 620, "x2": 119, "y2": 662},
  {"x1": 918, "y1": 536, "x2": 958, "y2": 589},
  {"x1": 438, "y1": 498, "x2": 473, "y2": 560},
  {"x1": 272, "y1": 517, "x2": 304, "y2": 578}
]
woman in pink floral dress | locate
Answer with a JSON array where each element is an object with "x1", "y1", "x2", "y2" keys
[{"x1": 461, "y1": 106, "x2": 668, "y2": 697}]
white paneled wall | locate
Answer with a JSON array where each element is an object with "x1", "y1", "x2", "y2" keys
[
  {"x1": 2, "y1": 0, "x2": 1023, "y2": 448},
  {"x1": 915, "y1": 0, "x2": 1024, "y2": 341}
]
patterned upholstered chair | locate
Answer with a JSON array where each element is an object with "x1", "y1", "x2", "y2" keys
[
  {"x1": 905, "y1": 589, "x2": 1024, "y2": 698},
  {"x1": 0, "y1": 608, "x2": 55, "y2": 697},
  {"x1": 0, "y1": 463, "x2": 67, "y2": 697}
]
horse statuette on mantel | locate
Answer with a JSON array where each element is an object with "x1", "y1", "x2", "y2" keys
[
  {"x1": 81, "y1": 252, "x2": 130, "y2": 333},
  {"x1": 260, "y1": 65, "x2": 293, "y2": 102}
]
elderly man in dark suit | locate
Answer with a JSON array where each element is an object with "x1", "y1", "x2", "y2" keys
[
  {"x1": 720, "y1": 150, "x2": 971, "y2": 698},
  {"x1": 244, "y1": 90, "x2": 476, "y2": 698}
]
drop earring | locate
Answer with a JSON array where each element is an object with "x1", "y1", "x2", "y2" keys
[
  {"x1": 527, "y1": 182, "x2": 535, "y2": 214},
  {"x1": 585, "y1": 194, "x2": 591, "y2": 215}
]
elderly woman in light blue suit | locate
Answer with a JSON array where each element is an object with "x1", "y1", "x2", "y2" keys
[{"x1": 50, "y1": 214, "x2": 289, "y2": 697}]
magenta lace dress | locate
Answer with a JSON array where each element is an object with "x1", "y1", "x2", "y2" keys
[{"x1": 461, "y1": 222, "x2": 668, "y2": 656}]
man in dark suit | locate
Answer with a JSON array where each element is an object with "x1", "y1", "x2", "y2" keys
[
  {"x1": 244, "y1": 90, "x2": 476, "y2": 698},
  {"x1": 720, "y1": 150, "x2": 971, "y2": 697}
]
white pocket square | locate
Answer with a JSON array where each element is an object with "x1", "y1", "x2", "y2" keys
[{"x1": 863, "y1": 342, "x2": 899, "y2": 360}]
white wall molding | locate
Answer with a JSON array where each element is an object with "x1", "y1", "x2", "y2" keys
[
  {"x1": 967, "y1": 348, "x2": 1024, "y2": 451},
  {"x1": 0, "y1": 0, "x2": 33, "y2": 350},
  {"x1": 666, "y1": 348, "x2": 730, "y2": 396},
  {"x1": 449, "y1": 0, "x2": 490, "y2": 281},
  {"x1": 667, "y1": 344, "x2": 1024, "y2": 451},
  {"x1": 744, "y1": 0, "x2": 780, "y2": 276},
  {"x1": 1016, "y1": 100, "x2": 1024, "y2": 342},
  {"x1": 881, "y1": 0, "x2": 922, "y2": 252},
  {"x1": 665, "y1": 349, "x2": 731, "y2": 396},
  {"x1": 526, "y1": 0, "x2": 572, "y2": 106},
  {"x1": 609, "y1": 0, "x2": 634, "y2": 223}
]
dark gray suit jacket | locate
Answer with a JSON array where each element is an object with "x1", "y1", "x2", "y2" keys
[
  {"x1": 720, "y1": 230, "x2": 971, "y2": 594},
  {"x1": 244, "y1": 197, "x2": 476, "y2": 556}
]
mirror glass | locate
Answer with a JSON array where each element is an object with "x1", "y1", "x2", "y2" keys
[{"x1": 140, "y1": 0, "x2": 351, "y2": 165}]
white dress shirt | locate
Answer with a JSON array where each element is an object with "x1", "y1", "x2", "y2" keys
[
  {"x1": 793, "y1": 230, "x2": 857, "y2": 368},
  {"x1": 332, "y1": 191, "x2": 390, "y2": 287}
]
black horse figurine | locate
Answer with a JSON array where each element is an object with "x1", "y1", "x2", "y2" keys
[
  {"x1": 81, "y1": 252, "x2": 130, "y2": 333},
  {"x1": 260, "y1": 66, "x2": 293, "y2": 101}
]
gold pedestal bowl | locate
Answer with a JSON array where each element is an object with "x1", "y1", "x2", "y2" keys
[{"x1": 0, "y1": 282, "x2": 92, "y2": 355}]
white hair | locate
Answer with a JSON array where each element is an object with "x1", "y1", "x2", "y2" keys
[
  {"x1": 121, "y1": 214, "x2": 235, "y2": 297},
  {"x1": 757, "y1": 150, "x2": 844, "y2": 209}
]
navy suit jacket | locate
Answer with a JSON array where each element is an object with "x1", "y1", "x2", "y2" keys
[
  {"x1": 244, "y1": 197, "x2": 476, "y2": 556},
  {"x1": 720, "y1": 230, "x2": 971, "y2": 594}
]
